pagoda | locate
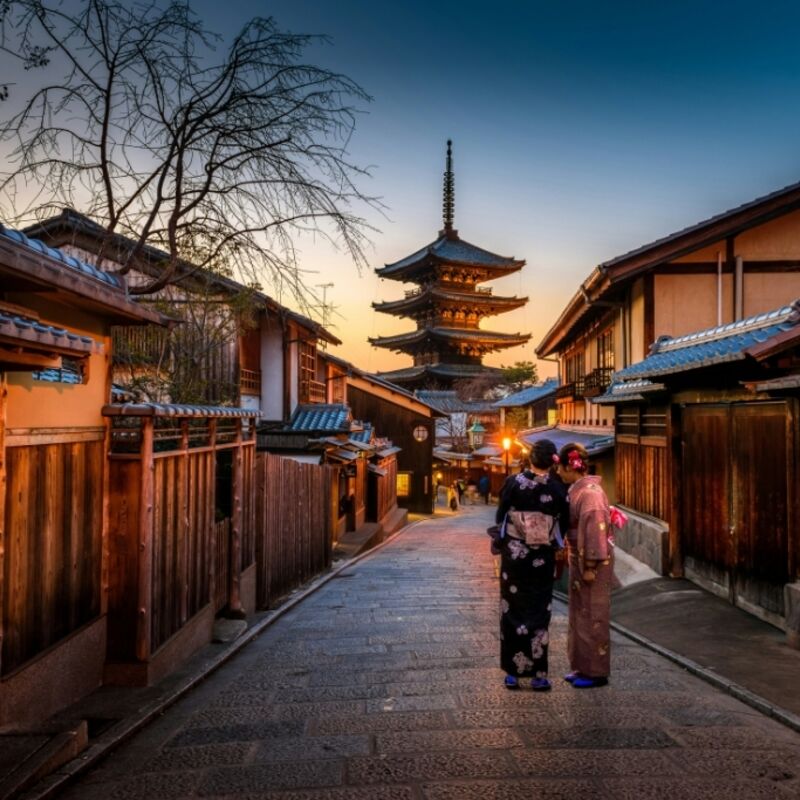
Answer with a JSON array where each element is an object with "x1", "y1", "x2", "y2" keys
[{"x1": 370, "y1": 141, "x2": 530, "y2": 390}]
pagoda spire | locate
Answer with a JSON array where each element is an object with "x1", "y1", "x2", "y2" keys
[{"x1": 442, "y1": 139, "x2": 455, "y2": 236}]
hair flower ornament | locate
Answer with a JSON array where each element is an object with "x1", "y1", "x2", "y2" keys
[
  {"x1": 551, "y1": 454, "x2": 560, "y2": 464},
  {"x1": 567, "y1": 450, "x2": 584, "y2": 471}
]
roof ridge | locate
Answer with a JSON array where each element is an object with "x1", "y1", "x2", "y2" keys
[{"x1": 653, "y1": 301, "x2": 800, "y2": 353}]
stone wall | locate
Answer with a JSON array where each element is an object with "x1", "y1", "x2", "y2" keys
[{"x1": 615, "y1": 506, "x2": 669, "y2": 576}]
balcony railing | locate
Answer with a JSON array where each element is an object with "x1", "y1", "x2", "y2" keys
[
  {"x1": 240, "y1": 368, "x2": 261, "y2": 396},
  {"x1": 583, "y1": 367, "x2": 614, "y2": 397},
  {"x1": 555, "y1": 377, "x2": 585, "y2": 403},
  {"x1": 300, "y1": 378, "x2": 326, "y2": 404}
]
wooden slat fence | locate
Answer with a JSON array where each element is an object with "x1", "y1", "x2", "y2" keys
[
  {"x1": 254, "y1": 451, "x2": 334, "y2": 608},
  {"x1": 2, "y1": 435, "x2": 104, "y2": 675},
  {"x1": 373, "y1": 456, "x2": 398, "y2": 522},
  {"x1": 616, "y1": 439, "x2": 669, "y2": 522}
]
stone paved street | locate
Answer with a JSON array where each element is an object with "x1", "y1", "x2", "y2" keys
[{"x1": 60, "y1": 505, "x2": 800, "y2": 799}]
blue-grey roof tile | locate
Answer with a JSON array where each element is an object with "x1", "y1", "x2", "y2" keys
[
  {"x1": 493, "y1": 378, "x2": 559, "y2": 408},
  {"x1": 288, "y1": 403, "x2": 352, "y2": 433},
  {"x1": 615, "y1": 304, "x2": 799, "y2": 380},
  {"x1": 1, "y1": 225, "x2": 122, "y2": 288}
]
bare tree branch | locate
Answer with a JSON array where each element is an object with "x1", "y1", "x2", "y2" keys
[{"x1": 0, "y1": 0, "x2": 381, "y2": 299}]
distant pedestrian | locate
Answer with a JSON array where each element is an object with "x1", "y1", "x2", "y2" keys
[
  {"x1": 478, "y1": 473, "x2": 490, "y2": 504},
  {"x1": 456, "y1": 477, "x2": 466, "y2": 505},
  {"x1": 556, "y1": 442, "x2": 613, "y2": 689},
  {"x1": 495, "y1": 441, "x2": 568, "y2": 691}
]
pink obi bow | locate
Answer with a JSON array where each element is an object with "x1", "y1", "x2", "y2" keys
[{"x1": 608, "y1": 506, "x2": 628, "y2": 546}]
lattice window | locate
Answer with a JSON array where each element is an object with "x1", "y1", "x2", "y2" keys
[
  {"x1": 564, "y1": 350, "x2": 584, "y2": 383},
  {"x1": 597, "y1": 327, "x2": 614, "y2": 370},
  {"x1": 396, "y1": 472, "x2": 411, "y2": 497}
]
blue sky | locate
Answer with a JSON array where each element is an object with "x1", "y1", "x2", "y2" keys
[{"x1": 11, "y1": 1, "x2": 800, "y2": 374}]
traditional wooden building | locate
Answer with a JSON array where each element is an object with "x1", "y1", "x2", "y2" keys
[
  {"x1": 25, "y1": 208, "x2": 341, "y2": 412},
  {"x1": 0, "y1": 224, "x2": 165, "y2": 727},
  {"x1": 536, "y1": 179, "x2": 800, "y2": 501},
  {"x1": 370, "y1": 142, "x2": 529, "y2": 389},
  {"x1": 595, "y1": 302, "x2": 800, "y2": 642},
  {"x1": 320, "y1": 352, "x2": 442, "y2": 514},
  {"x1": 492, "y1": 378, "x2": 559, "y2": 430}
]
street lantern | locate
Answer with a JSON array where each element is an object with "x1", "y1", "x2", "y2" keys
[
  {"x1": 502, "y1": 436, "x2": 512, "y2": 476},
  {"x1": 468, "y1": 420, "x2": 486, "y2": 449}
]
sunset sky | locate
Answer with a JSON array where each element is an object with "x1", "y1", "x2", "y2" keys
[{"x1": 7, "y1": 1, "x2": 800, "y2": 377}]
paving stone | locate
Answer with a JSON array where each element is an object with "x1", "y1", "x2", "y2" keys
[
  {"x1": 212, "y1": 787, "x2": 417, "y2": 800},
  {"x1": 187, "y1": 707, "x2": 282, "y2": 728},
  {"x1": 166, "y1": 720, "x2": 301, "y2": 747},
  {"x1": 365, "y1": 694, "x2": 459, "y2": 712},
  {"x1": 667, "y1": 726, "x2": 800, "y2": 750},
  {"x1": 670, "y1": 747, "x2": 800, "y2": 780},
  {"x1": 254, "y1": 734, "x2": 371, "y2": 761},
  {"x1": 598, "y1": 778, "x2": 798, "y2": 799},
  {"x1": 512, "y1": 748, "x2": 682, "y2": 777},
  {"x1": 450, "y1": 708, "x2": 565, "y2": 729},
  {"x1": 198, "y1": 760, "x2": 344, "y2": 794},
  {"x1": 375, "y1": 727, "x2": 524, "y2": 754},
  {"x1": 346, "y1": 751, "x2": 516, "y2": 784},
  {"x1": 521, "y1": 726, "x2": 680, "y2": 749},
  {"x1": 421, "y1": 778, "x2": 604, "y2": 800},
  {"x1": 267, "y1": 700, "x2": 367, "y2": 721},
  {"x1": 134, "y1": 741, "x2": 254, "y2": 772},
  {"x1": 311, "y1": 711, "x2": 449, "y2": 735}
]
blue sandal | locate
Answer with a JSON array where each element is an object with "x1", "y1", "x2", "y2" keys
[
  {"x1": 531, "y1": 677, "x2": 551, "y2": 692},
  {"x1": 504, "y1": 675, "x2": 519, "y2": 690},
  {"x1": 571, "y1": 676, "x2": 608, "y2": 689}
]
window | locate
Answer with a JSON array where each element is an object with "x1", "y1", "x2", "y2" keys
[
  {"x1": 596, "y1": 328, "x2": 614, "y2": 370},
  {"x1": 412, "y1": 425, "x2": 429, "y2": 442},
  {"x1": 299, "y1": 340, "x2": 316, "y2": 386},
  {"x1": 564, "y1": 351, "x2": 584, "y2": 383},
  {"x1": 33, "y1": 357, "x2": 84, "y2": 385},
  {"x1": 396, "y1": 472, "x2": 411, "y2": 497}
]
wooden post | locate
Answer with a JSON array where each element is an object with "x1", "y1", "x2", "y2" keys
[
  {"x1": 668, "y1": 403, "x2": 683, "y2": 577},
  {"x1": 229, "y1": 418, "x2": 245, "y2": 617},
  {"x1": 136, "y1": 417, "x2": 154, "y2": 662},
  {"x1": 0, "y1": 377, "x2": 6, "y2": 675},
  {"x1": 179, "y1": 419, "x2": 190, "y2": 625},
  {"x1": 207, "y1": 418, "x2": 217, "y2": 608}
]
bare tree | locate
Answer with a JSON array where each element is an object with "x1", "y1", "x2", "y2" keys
[{"x1": 0, "y1": 0, "x2": 378, "y2": 301}]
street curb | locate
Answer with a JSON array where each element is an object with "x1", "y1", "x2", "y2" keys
[
  {"x1": 20, "y1": 518, "x2": 426, "y2": 800},
  {"x1": 553, "y1": 590, "x2": 800, "y2": 735}
]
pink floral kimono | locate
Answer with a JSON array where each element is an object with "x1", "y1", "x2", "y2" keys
[{"x1": 566, "y1": 475, "x2": 612, "y2": 679}]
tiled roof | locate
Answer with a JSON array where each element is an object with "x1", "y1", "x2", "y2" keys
[
  {"x1": 1, "y1": 225, "x2": 122, "y2": 287},
  {"x1": 415, "y1": 389, "x2": 497, "y2": 414},
  {"x1": 0, "y1": 311, "x2": 100, "y2": 354},
  {"x1": 349, "y1": 423, "x2": 373, "y2": 444},
  {"x1": 370, "y1": 327, "x2": 530, "y2": 348},
  {"x1": 592, "y1": 378, "x2": 667, "y2": 405},
  {"x1": 378, "y1": 233, "x2": 523, "y2": 277},
  {"x1": 518, "y1": 424, "x2": 615, "y2": 456},
  {"x1": 493, "y1": 378, "x2": 559, "y2": 408},
  {"x1": 288, "y1": 403, "x2": 352, "y2": 433},
  {"x1": 614, "y1": 303, "x2": 800, "y2": 380},
  {"x1": 103, "y1": 403, "x2": 259, "y2": 418},
  {"x1": 378, "y1": 363, "x2": 503, "y2": 383}
]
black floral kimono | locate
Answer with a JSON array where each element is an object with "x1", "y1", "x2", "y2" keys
[{"x1": 495, "y1": 470, "x2": 569, "y2": 678}]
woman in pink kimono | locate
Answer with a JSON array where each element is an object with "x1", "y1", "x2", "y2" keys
[{"x1": 556, "y1": 442, "x2": 612, "y2": 688}]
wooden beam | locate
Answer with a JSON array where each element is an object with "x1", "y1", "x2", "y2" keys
[
  {"x1": 136, "y1": 418, "x2": 154, "y2": 662},
  {"x1": 0, "y1": 377, "x2": 6, "y2": 675},
  {"x1": 229, "y1": 419, "x2": 245, "y2": 617},
  {"x1": 0, "y1": 347, "x2": 62, "y2": 370}
]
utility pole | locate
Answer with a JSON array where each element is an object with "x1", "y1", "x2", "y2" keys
[{"x1": 316, "y1": 282, "x2": 334, "y2": 349}]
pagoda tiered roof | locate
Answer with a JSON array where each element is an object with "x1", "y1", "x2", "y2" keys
[
  {"x1": 370, "y1": 141, "x2": 529, "y2": 389},
  {"x1": 377, "y1": 362, "x2": 503, "y2": 386},
  {"x1": 376, "y1": 231, "x2": 524, "y2": 284},
  {"x1": 372, "y1": 285, "x2": 527, "y2": 317},
  {"x1": 369, "y1": 326, "x2": 530, "y2": 352}
]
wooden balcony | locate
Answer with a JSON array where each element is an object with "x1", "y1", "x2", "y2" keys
[
  {"x1": 300, "y1": 378, "x2": 327, "y2": 404},
  {"x1": 240, "y1": 368, "x2": 261, "y2": 396},
  {"x1": 555, "y1": 377, "x2": 585, "y2": 404},
  {"x1": 583, "y1": 367, "x2": 614, "y2": 398}
]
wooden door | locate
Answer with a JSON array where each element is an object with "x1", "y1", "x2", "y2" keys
[{"x1": 681, "y1": 402, "x2": 790, "y2": 616}]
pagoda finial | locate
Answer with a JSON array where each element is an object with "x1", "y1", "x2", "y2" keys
[{"x1": 442, "y1": 139, "x2": 455, "y2": 236}]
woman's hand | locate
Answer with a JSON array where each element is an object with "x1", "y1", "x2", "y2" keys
[{"x1": 582, "y1": 568, "x2": 597, "y2": 583}]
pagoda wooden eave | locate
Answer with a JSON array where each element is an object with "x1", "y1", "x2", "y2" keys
[
  {"x1": 377, "y1": 362, "x2": 503, "y2": 385},
  {"x1": 372, "y1": 286, "x2": 527, "y2": 317},
  {"x1": 376, "y1": 234, "x2": 524, "y2": 284},
  {"x1": 369, "y1": 326, "x2": 531, "y2": 352}
]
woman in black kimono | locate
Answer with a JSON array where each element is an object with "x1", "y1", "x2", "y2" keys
[{"x1": 495, "y1": 439, "x2": 569, "y2": 690}]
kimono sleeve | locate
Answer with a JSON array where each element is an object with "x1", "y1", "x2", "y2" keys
[{"x1": 577, "y1": 487, "x2": 611, "y2": 564}]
